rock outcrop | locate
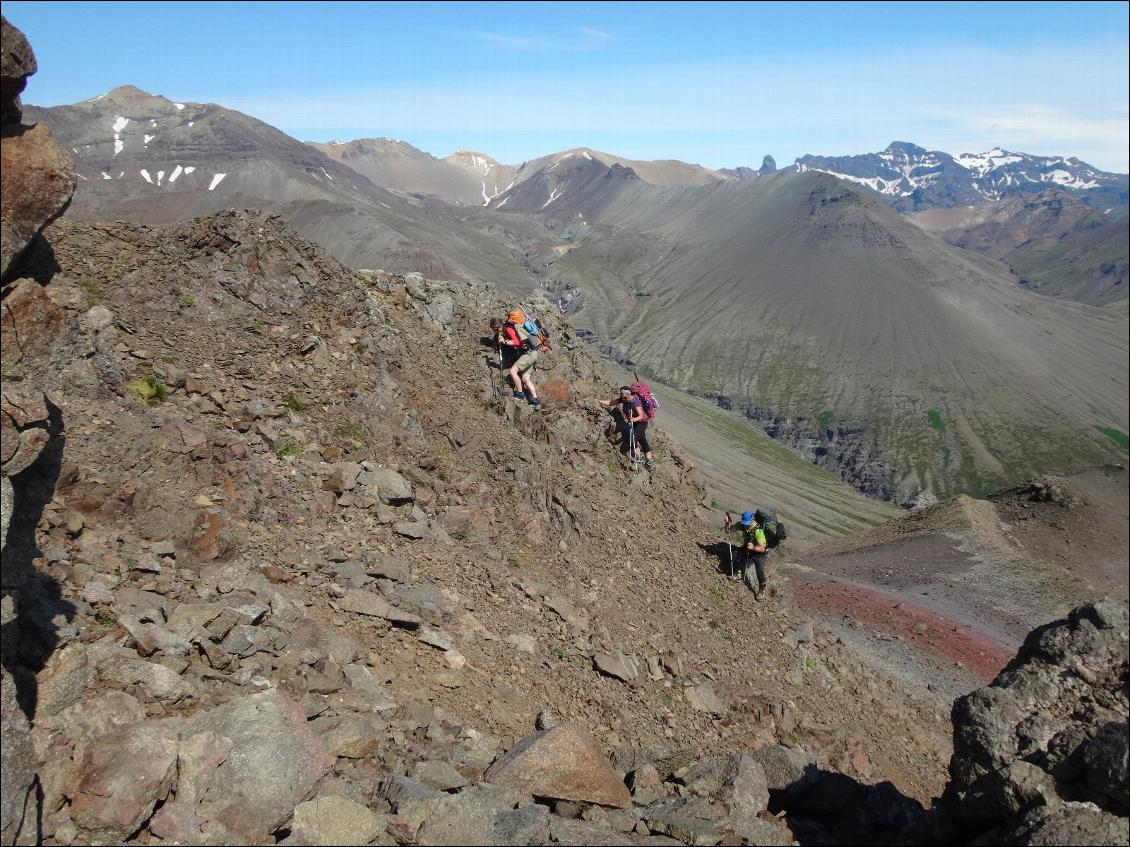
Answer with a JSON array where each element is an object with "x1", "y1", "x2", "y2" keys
[
  {"x1": 1, "y1": 19, "x2": 77, "y2": 847},
  {"x1": 942, "y1": 600, "x2": 1129, "y2": 845},
  {"x1": 0, "y1": 16, "x2": 75, "y2": 282}
]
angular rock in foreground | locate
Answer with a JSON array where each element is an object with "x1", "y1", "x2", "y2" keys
[
  {"x1": 484, "y1": 722, "x2": 632, "y2": 809},
  {"x1": 183, "y1": 689, "x2": 335, "y2": 841},
  {"x1": 0, "y1": 669, "x2": 36, "y2": 846},
  {"x1": 944, "y1": 600, "x2": 1130, "y2": 845},
  {"x1": 68, "y1": 724, "x2": 178, "y2": 842}
]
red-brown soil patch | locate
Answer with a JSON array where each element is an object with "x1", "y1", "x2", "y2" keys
[{"x1": 793, "y1": 579, "x2": 1015, "y2": 682}]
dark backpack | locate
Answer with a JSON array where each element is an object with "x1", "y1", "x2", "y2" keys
[{"x1": 755, "y1": 506, "x2": 787, "y2": 549}]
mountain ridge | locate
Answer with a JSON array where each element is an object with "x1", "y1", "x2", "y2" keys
[
  {"x1": 22, "y1": 85, "x2": 1130, "y2": 505},
  {"x1": 795, "y1": 140, "x2": 1129, "y2": 213}
]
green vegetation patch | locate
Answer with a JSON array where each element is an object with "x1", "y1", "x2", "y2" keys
[
  {"x1": 817, "y1": 410, "x2": 835, "y2": 430},
  {"x1": 275, "y1": 440, "x2": 302, "y2": 460},
  {"x1": 1097, "y1": 426, "x2": 1129, "y2": 450},
  {"x1": 125, "y1": 374, "x2": 169, "y2": 406},
  {"x1": 927, "y1": 409, "x2": 945, "y2": 432}
]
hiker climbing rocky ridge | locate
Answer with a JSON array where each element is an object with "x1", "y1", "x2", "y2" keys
[
  {"x1": 2, "y1": 203, "x2": 1124, "y2": 845},
  {"x1": 0, "y1": 201, "x2": 965, "y2": 845},
  {"x1": 2, "y1": 22, "x2": 1125, "y2": 841}
]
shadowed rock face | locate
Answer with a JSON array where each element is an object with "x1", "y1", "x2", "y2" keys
[{"x1": 1, "y1": 19, "x2": 77, "y2": 847}]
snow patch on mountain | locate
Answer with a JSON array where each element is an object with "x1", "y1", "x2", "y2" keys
[
  {"x1": 542, "y1": 187, "x2": 563, "y2": 208},
  {"x1": 112, "y1": 115, "x2": 129, "y2": 156},
  {"x1": 208, "y1": 173, "x2": 226, "y2": 191},
  {"x1": 1047, "y1": 169, "x2": 1099, "y2": 190}
]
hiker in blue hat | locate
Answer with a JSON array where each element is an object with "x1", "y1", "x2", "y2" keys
[{"x1": 723, "y1": 509, "x2": 770, "y2": 600}]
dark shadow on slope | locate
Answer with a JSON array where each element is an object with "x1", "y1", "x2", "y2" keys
[
  {"x1": 603, "y1": 407, "x2": 639, "y2": 459},
  {"x1": 697, "y1": 540, "x2": 738, "y2": 577},
  {"x1": 771, "y1": 764, "x2": 937, "y2": 846},
  {"x1": 1, "y1": 398, "x2": 74, "y2": 720},
  {"x1": 16, "y1": 232, "x2": 62, "y2": 286}
]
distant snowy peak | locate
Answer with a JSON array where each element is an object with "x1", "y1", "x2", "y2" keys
[
  {"x1": 446, "y1": 150, "x2": 503, "y2": 174},
  {"x1": 794, "y1": 142, "x2": 1127, "y2": 212}
]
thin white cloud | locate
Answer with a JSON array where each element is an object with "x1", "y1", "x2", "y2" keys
[
  {"x1": 469, "y1": 31, "x2": 545, "y2": 50},
  {"x1": 579, "y1": 27, "x2": 611, "y2": 41},
  {"x1": 466, "y1": 27, "x2": 614, "y2": 52},
  {"x1": 939, "y1": 103, "x2": 1127, "y2": 145}
]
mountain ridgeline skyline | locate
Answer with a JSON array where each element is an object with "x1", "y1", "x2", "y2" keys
[{"x1": 23, "y1": 85, "x2": 1130, "y2": 506}]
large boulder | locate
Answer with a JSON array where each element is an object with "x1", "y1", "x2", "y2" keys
[
  {"x1": 177, "y1": 690, "x2": 335, "y2": 841},
  {"x1": 0, "y1": 15, "x2": 36, "y2": 126},
  {"x1": 0, "y1": 122, "x2": 76, "y2": 280},
  {"x1": 484, "y1": 722, "x2": 631, "y2": 809},
  {"x1": 68, "y1": 723, "x2": 179, "y2": 842},
  {"x1": 944, "y1": 600, "x2": 1130, "y2": 844}
]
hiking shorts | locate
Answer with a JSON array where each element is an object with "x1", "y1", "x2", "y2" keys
[{"x1": 513, "y1": 349, "x2": 539, "y2": 373}]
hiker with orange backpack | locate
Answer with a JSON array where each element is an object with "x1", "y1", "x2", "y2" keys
[{"x1": 495, "y1": 309, "x2": 542, "y2": 408}]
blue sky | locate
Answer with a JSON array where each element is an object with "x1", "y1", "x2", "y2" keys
[{"x1": 6, "y1": 1, "x2": 1128, "y2": 171}]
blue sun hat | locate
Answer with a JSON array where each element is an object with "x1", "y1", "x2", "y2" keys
[{"x1": 740, "y1": 511, "x2": 755, "y2": 525}]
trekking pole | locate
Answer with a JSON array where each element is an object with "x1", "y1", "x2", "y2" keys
[
  {"x1": 724, "y1": 513, "x2": 733, "y2": 578},
  {"x1": 628, "y1": 419, "x2": 638, "y2": 472}
]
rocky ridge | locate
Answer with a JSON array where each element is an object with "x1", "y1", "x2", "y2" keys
[
  {"x1": 3, "y1": 204, "x2": 960, "y2": 845},
  {"x1": 909, "y1": 189, "x2": 1128, "y2": 306}
]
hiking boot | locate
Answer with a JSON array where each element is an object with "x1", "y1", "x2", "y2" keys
[
  {"x1": 529, "y1": 397, "x2": 541, "y2": 407},
  {"x1": 645, "y1": 458, "x2": 653, "y2": 469},
  {"x1": 513, "y1": 391, "x2": 526, "y2": 400},
  {"x1": 755, "y1": 588, "x2": 769, "y2": 602}
]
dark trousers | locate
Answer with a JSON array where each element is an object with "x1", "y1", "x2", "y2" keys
[{"x1": 739, "y1": 550, "x2": 768, "y2": 592}]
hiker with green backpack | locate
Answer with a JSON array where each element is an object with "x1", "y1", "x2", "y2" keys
[{"x1": 723, "y1": 507, "x2": 787, "y2": 600}]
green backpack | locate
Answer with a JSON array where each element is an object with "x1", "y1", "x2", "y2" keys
[{"x1": 755, "y1": 506, "x2": 788, "y2": 549}]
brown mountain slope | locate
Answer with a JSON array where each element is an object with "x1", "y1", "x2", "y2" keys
[
  {"x1": 8, "y1": 203, "x2": 1129, "y2": 845},
  {"x1": 909, "y1": 189, "x2": 1129, "y2": 306},
  {"x1": 544, "y1": 171, "x2": 1129, "y2": 504},
  {"x1": 311, "y1": 138, "x2": 490, "y2": 205},
  {"x1": 6, "y1": 210, "x2": 958, "y2": 817}
]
